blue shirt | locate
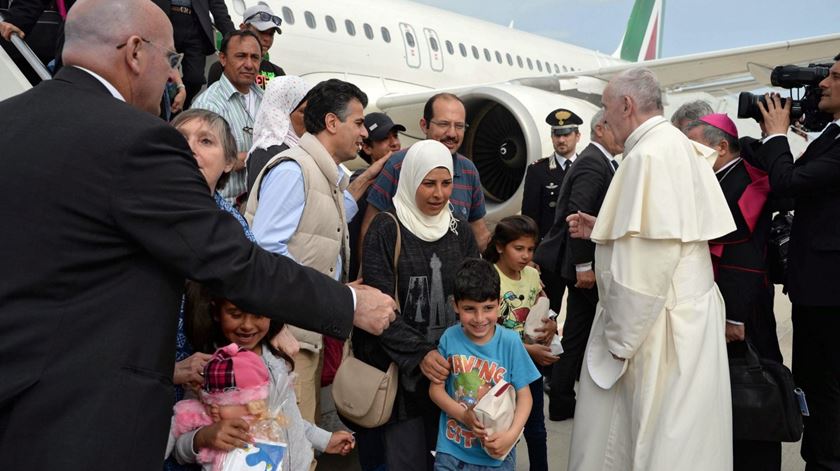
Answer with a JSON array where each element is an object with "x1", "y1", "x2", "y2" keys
[
  {"x1": 435, "y1": 324, "x2": 540, "y2": 466},
  {"x1": 251, "y1": 160, "x2": 358, "y2": 280},
  {"x1": 367, "y1": 150, "x2": 487, "y2": 222}
]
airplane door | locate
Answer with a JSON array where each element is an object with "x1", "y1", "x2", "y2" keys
[
  {"x1": 423, "y1": 28, "x2": 444, "y2": 72},
  {"x1": 399, "y1": 23, "x2": 421, "y2": 69}
]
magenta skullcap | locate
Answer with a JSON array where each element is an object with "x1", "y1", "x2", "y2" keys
[{"x1": 699, "y1": 113, "x2": 738, "y2": 139}]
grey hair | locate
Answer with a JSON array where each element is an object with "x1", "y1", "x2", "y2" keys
[
  {"x1": 171, "y1": 109, "x2": 239, "y2": 190},
  {"x1": 590, "y1": 108, "x2": 605, "y2": 139},
  {"x1": 683, "y1": 120, "x2": 740, "y2": 154},
  {"x1": 670, "y1": 100, "x2": 714, "y2": 128},
  {"x1": 609, "y1": 67, "x2": 663, "y2": 114}
]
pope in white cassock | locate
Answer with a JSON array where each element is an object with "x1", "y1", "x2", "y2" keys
[{"x1": 567, "y1": 68, "x2": 737, "y2": 471}]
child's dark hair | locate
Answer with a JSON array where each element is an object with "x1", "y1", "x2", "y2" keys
[
  {"x1": 482, "y1": 215, "x2": 540, "y2": 262},
  {"x1": 183, "y1": 281, "x2": 294, "y2": 370},
  {"x1": 454, "y1": 258, "x2": 500, "y2": 303}
]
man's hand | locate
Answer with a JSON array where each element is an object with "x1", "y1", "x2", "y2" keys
[
  {"x1": 349, "y1": 282, "x2": 396, "y2": 335},
  {"x1": 757, "y1": 93, "x2": 792, "y2": 137},
  {"x1": 325, "y1": 430, "x2": 355, "y2": 455},
  {"x1": 566, "y1": 211, "x2": 596, "y2": 240},
  {"x1": 725, "y1": 323, "x2": 746, "y2": 343},
  {"x1": 525, "y1": 343, "x2": 559, "y2": 366},
  {"x1": 575, "y1": 269, "x2": 596, "y2": 289},
  {"x1": 0, "y1": 22, "x2": 24, "y2": 41},
  {"x1": 171, "y1": 87, "x2": 187, "y2": 114},
  {"x1": 347, "y1": 155, "x2": 389, "y2": 201},
  {"x1": 173, "y1": 352, "x2": 212, "y2": 388},
  {"x1": 194, "y1": 419, "x2": 252, "y2": 451},
  {"x1": 420, "y1": 349, "x2": 450, "y2": 384},
  {"x1": 270, "y1": 324, "x2": 300, "y2": 358}
]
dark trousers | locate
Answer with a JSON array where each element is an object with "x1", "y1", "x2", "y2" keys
[
  {"x1": 385, "y1": 415, "x2": 438, "y2": 471},
  {"x1": 733, "y1": 439, "x2": 781, "y2": 471},
  {"x1": 792, "y1": 305, "x2": 840, "y2": 471},
  {"x1": 523, "y1": 376, "x2": 548, "y2": 471},
  {"x1": 171, "y1": 11, "x2": 209, "y2": 108},
  {"x1": 549, "y1": 282, "x2": 597, "y2": 415}
]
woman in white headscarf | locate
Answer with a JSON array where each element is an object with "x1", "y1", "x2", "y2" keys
[
  {"x1": 245, "y1": 75, "x2": 311, "y2": 192},
  {"x1": 352, "y1": 140, "x2": 479, "y2": 471}
]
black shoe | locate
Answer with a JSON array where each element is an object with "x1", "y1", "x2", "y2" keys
[{"x1": 549, "y1": 398, "x2": 576, "y2": 421}]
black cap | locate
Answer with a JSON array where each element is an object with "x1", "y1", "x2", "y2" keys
[
  {"x1": 364, "y1": 112, "x2": 406, "y2": 141},
  {"x1": 545, "y1": 108, "x2": 582, "y2": 136}
]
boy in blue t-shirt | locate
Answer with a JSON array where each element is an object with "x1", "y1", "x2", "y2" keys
[{"x1": 430, "y1": 259, "x2": 540, "y2": 470}]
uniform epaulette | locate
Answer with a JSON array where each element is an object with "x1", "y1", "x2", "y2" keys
[{"x1": 530, "y1": 157, "x2": 549, "y2": 166}]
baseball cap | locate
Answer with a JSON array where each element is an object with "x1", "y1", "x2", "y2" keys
[
  {"x1": 243, "y1": 3, "x2": 282, "y2": 35},
  {"x1": 364, "y1": 112, "x2": 406, "y2": 141}
]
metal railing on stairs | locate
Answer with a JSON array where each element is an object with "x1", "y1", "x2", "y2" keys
[{"x1": 0, "y1": 12, "x2": 52, "y2": 81}]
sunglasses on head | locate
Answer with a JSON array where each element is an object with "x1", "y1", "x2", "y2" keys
[{"x1": 245, "y1": 11, "x2": 281, "y2": 27}]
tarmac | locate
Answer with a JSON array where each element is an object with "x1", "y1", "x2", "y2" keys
[{"x1": 318, "y1": 286, "x2": 806, "y2": 470}]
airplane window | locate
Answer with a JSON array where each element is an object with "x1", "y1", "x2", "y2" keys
[
  {"x1": 506, "y1": 53, "x2": 513, "y2": 66},
  {"x1": 364, "y1": 23, "x2": 374, "y2": 40},
  {"x1": 405, "y1": 31, "x2": 415, "y2": 47},
  {"x1": 483, "y1": 48, "x2": 491, "y2": 62},
  {"x1": 527, "y1": 58, "x2": 533, "y2": 70},
  {"x1": 459, "y1": 43, "x2": 467, "y2": 57},
  {"x1": 517, "y1": 55, "x2": 523, "y2": 68},
  {"x1": 346, "y1": 20, "x2": 356, "y2": 36},
  {"x1": 325, "y1": 15, "x2": 336, "y2": 33},
  {"x1": 554, "y1": 64, "x2": 560, "y2": 73},
  {"x1": 381, "y1": 27, "x2": 391, "y2": 43},
  {"x1": 304, "y1": 11, "x2": 316, "y2": 29},
  {"x1": 562, "y1": 65, "x2": 568, "y2": 72},
  {"x1": 429, "y1": 37, "x2": 439, "y2": 52},
  {"x1": 536, "y1": 60, "x2": 543, "y2": 72},
  {"x1": 471, "y1": 45, "x2": 479, "y2": 60},
  {"x1": 282, "y1": 7, "x2": 295, "y2": 25},
  {"x1": 544, "y1": 61, "x2": 550, "y2": 73},
  {"x1": 445, "y1": 40, "x2": 454, "y2": 55},
  {"x1": 495, "y1": 51, "x2": 502, "y2": 64}
]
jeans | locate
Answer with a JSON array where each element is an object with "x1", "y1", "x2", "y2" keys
[
  {"x1": 434, "y1": 450, "x2": 515, "y2": 470},
  {"x1": 523, "y1": 376, "x2": 548, "y2": 470}
]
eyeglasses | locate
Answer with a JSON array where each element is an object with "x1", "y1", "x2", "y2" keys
[
  {"x1": 429, "y1": 120, "x2": 469, "y2": 131},
  {"x1": 116, "y1": 37, "x2": 184, "y2": 70},
  {"x1": 244, "y1": 11, "x2": 282, "y2": 28}
]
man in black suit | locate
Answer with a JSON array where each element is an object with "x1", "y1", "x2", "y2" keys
[
  {"x1": 167, "y1": 0, "x2": 235, "y2": 107},
  {"x1": 0, "y1": 1, "x2": 395, "y2": 469},
  {"x1": 534, "y1": 108, "x2": 623, "y2": 421},
  {"x1": 522, "y1": 108, "x2": 582, "y2": 315},
  {"x1": 749, "y1": 54, "x2": 840, "y2": 470}
]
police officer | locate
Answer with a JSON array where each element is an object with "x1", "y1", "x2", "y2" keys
[{"x1": 522, "y1": 108, "x2": 583, "y2": 313}]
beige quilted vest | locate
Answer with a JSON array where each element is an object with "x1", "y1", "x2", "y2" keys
[{"x1": 245, "y1": 133, "x2": 350, "y2": 352}]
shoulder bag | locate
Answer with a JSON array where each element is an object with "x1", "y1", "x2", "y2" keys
[{"x1": 332, "y1": 213, "x2": 401, "y2": 428}]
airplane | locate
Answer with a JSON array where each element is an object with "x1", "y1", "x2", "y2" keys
[{"x1": 2, "y1": 0, "x2": 838, "y2": 220}]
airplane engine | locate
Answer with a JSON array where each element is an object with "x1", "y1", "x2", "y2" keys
[{"x1": 457, "y1": 84, "x2": 600, "y2": 221}]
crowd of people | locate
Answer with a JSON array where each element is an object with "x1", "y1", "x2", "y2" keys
[{"x1": 1, "y1": 1, "x2": 839, "y2": 471}]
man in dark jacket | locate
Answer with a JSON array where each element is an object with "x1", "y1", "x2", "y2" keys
[
  {"x1": 747, "y1": 55, "x2": 840, "y2": 470},
  {"x1": 0, "y1": 2, "x2": 394, "y2": 469},
  {"x1": 534, "y1": 108, "x2": 623, "y2": 421}
]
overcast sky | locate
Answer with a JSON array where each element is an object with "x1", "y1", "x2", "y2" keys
[{"x1": 412, "y1": 0, "x2": 839, "y2": 58}]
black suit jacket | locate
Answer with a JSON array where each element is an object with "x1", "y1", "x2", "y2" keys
[
  {"x1": 752, "y1": 125, "x2": 840, "y2": 306},
  {"x1": 521, "y1": 155, "x2": 570, "y2": 239},
  {"x1": 175, "y1": 0, "x2": 236, "y2": 54},
  {"x1": 534, "y1": 143, "x2": 615, "y2": 282},
  {"x1": 3, "y1": 0, "x2": 232, "y2": 56},
  {"x1": 0, "y1": 67, "x2": 353, "y2": 469}
]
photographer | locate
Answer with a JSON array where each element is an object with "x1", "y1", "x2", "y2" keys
[{"x1": 751, "y1": 52, "x2": 840, "y2": 470}]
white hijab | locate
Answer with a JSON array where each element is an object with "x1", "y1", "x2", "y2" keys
[
  {"x1": 248, "y1": 76, "x2": 310, "y2": 155},
  {"x1": 393, "y1": 140, "x2": 455, "y2": 242}
]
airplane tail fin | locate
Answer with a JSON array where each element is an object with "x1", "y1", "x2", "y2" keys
[{"x1": 612, "y1": 0, "x2": 665, "y2": 62}]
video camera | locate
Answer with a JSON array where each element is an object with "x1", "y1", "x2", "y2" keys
[{"x1": 738, "y1": 64, "x2": 833, "y2": 132}]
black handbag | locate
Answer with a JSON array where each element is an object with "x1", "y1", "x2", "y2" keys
[{"x1": 729, "y1": 341, "x2": 803, "y2": 442}]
